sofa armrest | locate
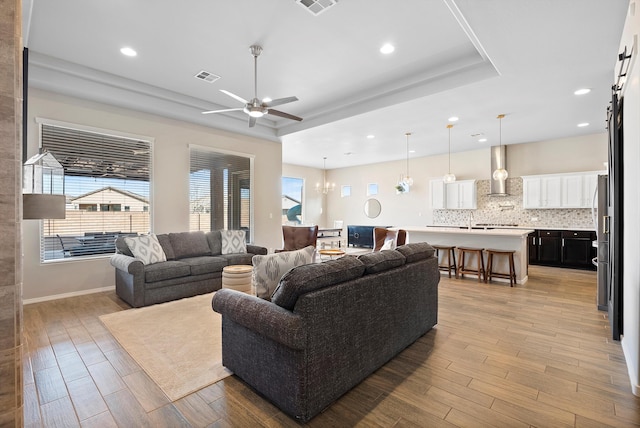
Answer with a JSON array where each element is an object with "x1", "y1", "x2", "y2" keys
[
  {"x1": 212, "y1": 289, "x2": 305, "y2": 350},
  {"x1": 247, "y1": 244, "x2": 267, "y2": 255},
  {"x1": 110, "y1": 254, "x2": 144, "y2": 275}
]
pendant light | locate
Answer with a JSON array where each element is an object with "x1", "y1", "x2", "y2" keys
[
  {"x1": 492, "y1": 114, "x2": 509, "y2": 180},
  {"x1": 443, "y1": 124, "x2": 456, "y2": 183},
  {"x1": 316, "y1": 157, "x2": 335, "y2": 194},
  {"x1": 401, "y1": 132, "x2": 413, "y2": 187}
]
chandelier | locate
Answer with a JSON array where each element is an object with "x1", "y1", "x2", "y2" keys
[
  {"x1": 443, "y1": 124, "x2": 456, "y2": 183},
  {"x1": 399, "y1": 132, "x2": 413, "y2": 187},
  {"x1": 492, "y1": 114, "x2": 509, "y2": 180},
  {"x1": 316, "y1": 157, "x2": 335, "y2": 194}
]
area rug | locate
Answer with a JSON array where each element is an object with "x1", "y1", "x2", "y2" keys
[{"x1": 99, "y1": 292, "x2": 231, "y2": 401}]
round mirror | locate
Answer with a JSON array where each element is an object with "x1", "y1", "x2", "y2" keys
[{"x1": 364, "y1": 198, "x2": 382, "y2": 218}]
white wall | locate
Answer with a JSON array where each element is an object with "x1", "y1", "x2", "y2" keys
[
  {"x1": 618, "y1": 0, "x2": 640, "y2": 396},
  {"x1": 24, "y1": 89, "x2": 283, "y2": 301}
]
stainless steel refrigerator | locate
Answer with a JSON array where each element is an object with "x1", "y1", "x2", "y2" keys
[{"x1": 594, "y1": 175, "x2": 609, "y2": 311}]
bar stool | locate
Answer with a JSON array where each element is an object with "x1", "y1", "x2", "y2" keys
[
  {"x1": 432, "y1": 244, "x2": 457, "y2": 278},
  {"x1": 485, "y1": 249, "x2": 517, "y2": 287},
  {"x1": 457, "y1": 247, "x2": 485, "y2": 282}
]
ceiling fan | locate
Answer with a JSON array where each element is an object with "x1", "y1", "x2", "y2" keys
[{"x1": 202, "y1": 45, "x2": 303, "y2": 127}]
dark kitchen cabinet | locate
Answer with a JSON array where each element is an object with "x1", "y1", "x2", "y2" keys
[
  {"x1": 561, "y1": 230, "x2": 596, "y2": 270},
  {"x1": 528, "y1": 229, "x2": 596, "y2": 270}
]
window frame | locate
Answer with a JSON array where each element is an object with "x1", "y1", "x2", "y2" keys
[{"x1": 35, "y1": 118, "x2": 155, "y2": 263}]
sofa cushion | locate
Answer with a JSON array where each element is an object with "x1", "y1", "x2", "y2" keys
[
  {"x1": 358, "y1": 250, "x2": 406, "y2": 274},
  {"x1": 169, "y1": 231, "x2": 211, "y2": 259},
  {"x1": 252, "y1": 246, "x2": 315, "y2": 300},
  {"x1": 144, "y1": 260, "x2": 191, "y2": 283},
  {"x1": 395, "y1": 242, "x2": 435, "y2": 263},
  {"x1": 221, "y1": 230, "x2": 247, "y2": 254},
  {"x1": 206, "y1": 230, "x2": 222, "y2": 255},
  {"x1": 272, "y1": 255, "x2": 366, "y2": 310},
  {"x1": 124, "y1": 234, "x2": 167, "y2": 265},
  {"x1": 181, "y1": 256, "x2": 227, "y2": 276},
  {"x1": 115, "y1": 237, "x2": 134, "y2": 257},
  {"x1": 218, "y1": 253, "x2": 254, "y2": 266},
  {"x1": 156, "y1": 234, "x2": 175, "y2": 260}
]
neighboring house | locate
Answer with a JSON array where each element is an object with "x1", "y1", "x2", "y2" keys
[{"x1": 71, "y1": 186, "x2": 149, "y2": 212}]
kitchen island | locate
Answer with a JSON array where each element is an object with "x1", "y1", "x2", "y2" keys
[{"x1": 399, "y1": 226, "x2": 534, "y2": 284}]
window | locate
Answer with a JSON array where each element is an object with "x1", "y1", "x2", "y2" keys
[
  {"x1": 189, "y1": 146, "x2": 253, "y2": 240},
  {"x1": 282, "y1": 177, "x2": 303, "y2": 224},
  {"x1": 38, "y1": 121, "x2": 152, "y2": 261}
]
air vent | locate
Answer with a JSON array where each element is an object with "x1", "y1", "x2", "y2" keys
[
  {"x1": 194, "y1": 70, "x2": 220, "y2": 83},
  {"x1": 296, "y1": 0, "x2": 338, "y2": 16}
]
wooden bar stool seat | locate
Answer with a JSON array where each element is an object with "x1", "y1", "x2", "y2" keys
[
  {"x1": 485, "y1": 249, "x2": 517, "y2": 287},
  {"x1": 432, "y1": 244, "x2": 457, "y2": 278},
  {"x1": 457, "y1": 246, "x2": 485, "y2": 282}
]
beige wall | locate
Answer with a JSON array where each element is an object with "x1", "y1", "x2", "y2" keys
[{"x1": 24, "y1": 89, "x2": 283, "y2": 301}]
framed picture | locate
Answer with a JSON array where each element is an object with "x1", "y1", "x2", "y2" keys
[
  {"x1": 341, "y1": 185, "x2": 351, "y2": 197},
  {"x1": 367, "y1": 183, "x2": 378, "y2": 196}
]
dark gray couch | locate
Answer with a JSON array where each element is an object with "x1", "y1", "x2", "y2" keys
[
  {"x1": 110, "y1": 230, "x2": 267, "y2": 307},
  {"x1": 212, "y1": 242, "x2": 439, "y2": 422}
]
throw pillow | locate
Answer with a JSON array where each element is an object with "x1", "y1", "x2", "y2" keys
[
  {"x1": 124, "y1": 234, "x2": 167, "y2": 265},
  {"x1": 252, "y1": 245, "x2": 315, "y2": 300},
  {"x1": 221, "y1": 230, "x2": 247, "y2": 254}
]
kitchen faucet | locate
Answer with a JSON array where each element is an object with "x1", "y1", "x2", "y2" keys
[{"x1": 468, "y1": 211, "x2": 474, "y2": 230}]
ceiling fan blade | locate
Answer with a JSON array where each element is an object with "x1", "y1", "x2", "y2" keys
[
  {"x1": 220, "y1": 89, "x2": 248, "y2": 104},
  {"x1": 264, "y1": 96, "x2": 298, "y2": 108},
  {"x1": 248, "y1": 116, "x2": 257, "y2": 128},
  {"x1": 267, "y1": 109, "x2": 303, "y2": 122},
  {"x1": 201, "y1": 108, "x2": 243, "y2": 115}
]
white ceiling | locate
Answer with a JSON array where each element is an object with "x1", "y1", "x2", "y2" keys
[{"x1": 23, "y1": 0, "x2": 628, "y2": 170}]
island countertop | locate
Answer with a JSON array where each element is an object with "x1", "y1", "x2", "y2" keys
[
  {"x1": 402, "y1": 226, "x2": 535, "y2": 237},
  {"x1": 397, "y1": 226, "x2": 532, "y2": 284}
]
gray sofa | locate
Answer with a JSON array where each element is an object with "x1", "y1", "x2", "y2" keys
[
  {"x1": 212, "y1": 242, "x2": 439, "y2": 422},
  {"x1": 110, "y1": 230, "x2": 267, "y2": 307}
]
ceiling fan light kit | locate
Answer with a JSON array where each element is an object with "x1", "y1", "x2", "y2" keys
[{"x1": 201, "y1": 45, "x2": 303, "y2": 127}]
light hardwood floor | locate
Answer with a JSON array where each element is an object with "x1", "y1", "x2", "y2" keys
[{"x1": 23, "y1": 266, "x2": 640, "y2": 427}]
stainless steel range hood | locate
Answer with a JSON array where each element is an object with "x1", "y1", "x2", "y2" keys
[{"x1": 489, "y1": 145, "x2": 509, "y2": 196}]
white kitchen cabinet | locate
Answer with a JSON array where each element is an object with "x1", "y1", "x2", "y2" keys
[
  {"x1": 429, "y1": 179, "x2": 445, "y2": 209},
  {"x1": 430, "y1": 179, "x2": 476, "y2": 209},
  {"x1": 523, "y1": 171, "x2": 601, "y2": 209}
]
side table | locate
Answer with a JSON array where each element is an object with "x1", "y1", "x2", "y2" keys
[{"x1": 222, "y1": 265, "x2": 253, "y2": 294}]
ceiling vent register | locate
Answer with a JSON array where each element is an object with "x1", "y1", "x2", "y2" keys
[
  {"x1": 296, "y1": 0, "x2": 338, "y2": 16},
  {"x1": 194, "y1": 70, "x2": 221, "y2": 83}
]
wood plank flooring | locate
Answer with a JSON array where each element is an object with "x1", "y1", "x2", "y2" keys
[{"x1": 23, "y1": 266, "x2": 640, "y2": 427}]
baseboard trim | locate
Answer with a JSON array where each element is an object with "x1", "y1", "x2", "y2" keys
[{"x1": 23, "y1": 285, "x2": 115, "y2": 305}]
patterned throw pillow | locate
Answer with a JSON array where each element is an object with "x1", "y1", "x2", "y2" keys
[
  {"x1": 252, "y1": 246, "x2": 315, "y2": 300},
  {"x1": 221, "y1": 230, "x2": 247, "y2": 254},
  {"x1": 124, "y1": 234, "x2": 167, "y2": 265}
]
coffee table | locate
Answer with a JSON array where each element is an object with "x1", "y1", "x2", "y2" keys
[{"x1": 318, "y1": 248, "x2": 346, "y2": 260}]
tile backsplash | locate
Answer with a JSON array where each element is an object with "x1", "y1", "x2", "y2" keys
[{"x1": 433, "y1": 178, "x2": 595, "y2": 229}]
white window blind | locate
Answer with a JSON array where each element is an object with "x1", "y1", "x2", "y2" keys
[
  {"x1": 40, "y1": 123, "x2": 151, "y2": 261},
  {"x1": 189, "y1": 147, "x2": 252, "y2": 240}
]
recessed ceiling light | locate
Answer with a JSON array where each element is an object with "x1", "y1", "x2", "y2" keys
[
  {"x1": 574, "y1": 88, "x2": 591, "y2": 95},
  {"x1": 366, "y1": 135, "x2": 375, "y2": 139},
  {"x1": 448, "y1": 116, "x2": 459, "y2": 122},
  {"x1": 120, "y1": 47, "x2": 137, "y2": 57},
  {"x1": 577, "y1": 122, "x2": 590, "y2": 127},
  {"x1": 380, "y1": 43, "x2": 395, "y2": 54},
  {"x1": 478, "y1": 138, "x2": 487, "y2": 142}
]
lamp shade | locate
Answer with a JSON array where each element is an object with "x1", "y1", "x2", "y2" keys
[{"x1": 23, "y1": 194, "x2": 66, "y2": 219}]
